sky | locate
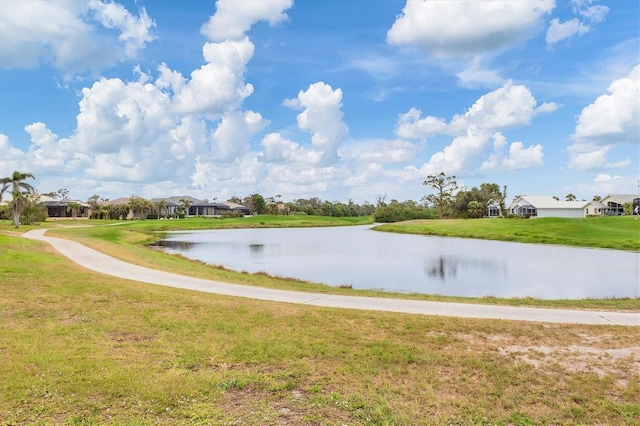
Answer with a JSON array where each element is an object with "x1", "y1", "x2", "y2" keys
[{"x1": 0, "y1": 0, "x2": 638, "y2": 205}]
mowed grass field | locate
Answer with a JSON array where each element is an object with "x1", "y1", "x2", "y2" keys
[{"x1": 1, "y1": 232, "x2": 639, "y2": 425}]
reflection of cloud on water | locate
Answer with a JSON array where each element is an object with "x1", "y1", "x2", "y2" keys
[{"x1": 425, "y1": 255, "x2": 503, "y2": 282}]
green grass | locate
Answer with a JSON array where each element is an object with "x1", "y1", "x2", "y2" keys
[
  {"x1": 1, "y1": 233, "x2": 639, "y2": 425},
  {"x1": 375, "y1": 216, "x2": 640, "y2": 251}
]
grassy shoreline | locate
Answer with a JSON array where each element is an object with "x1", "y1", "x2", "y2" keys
[
  {"x1": 1, "y1": 230, "x2": 639, "y2": 425},
  {"x1": 375, "y1": 216, "x2": 640, "y2": 252}
]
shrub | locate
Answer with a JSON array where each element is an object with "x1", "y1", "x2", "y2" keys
[
  {"x1": 20, "y1": 203, "x2": 47, "y2": 225},
  {"x1": 374, "y1": 205, "x2": 437, "y2": 222},
  {"x1": 0, "y1": 205, "x2": 9, "y2": 220}
]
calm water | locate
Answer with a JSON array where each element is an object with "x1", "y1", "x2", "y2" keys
[{"x1": 155, "y1": 225, "x2": 640, "y2": 299}]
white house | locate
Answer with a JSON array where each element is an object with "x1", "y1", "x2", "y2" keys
[{"x1": 508, "y1": 196, "x2": 595, "y2": 218}]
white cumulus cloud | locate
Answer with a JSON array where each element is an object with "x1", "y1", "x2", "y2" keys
[
  {"x1": 546, "y1": 18, "x2": 589, "y2": 44},
  {"x1": 568, "y1": 65, "x2": 639, "y2": 171},
  {"x1": 482, "y1": 138, "x2": 544, "y2": 172},
  {"x1": 88, "y1": 0, "x2": 156, "y2": 58},
  {"x1": 208, "y1": 111, "x2": 269, "y2": 162},
  {"x1": 399, "y1": 81, "x2": 552, "y2": 176},
  {"x1": 201, "y1": 0, "x2": 293, "y2": 41},
  {"x1": 546, "y1": 0, "x2": 609, "y2": 45},
  {"x1": 395, "y1": 108, "x2": 448, "y2": 140},
  {"x1": 172, "y1": 39, "x2": 255, "y2": 116},
  {"x1": 387, "y1": 0, "x2": 554, "y2": 58},
  {"x1": 284, "y1": 82, "x2": 349, "y2": 165},
  {"x1": 0, "y1": 0, "x2": 155, "y2": 72}
]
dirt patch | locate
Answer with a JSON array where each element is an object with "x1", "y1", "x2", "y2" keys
[{"x1": 499, "y1": 344, "x2": 640, "y2": 385}]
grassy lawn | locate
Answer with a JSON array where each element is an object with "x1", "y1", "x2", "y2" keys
[
  {"x1": 1, "y1": 233, "x2": 639, "y2": 425},
  {"x1": 375, "y1": 216, "x2": 640, "y2": 252}
]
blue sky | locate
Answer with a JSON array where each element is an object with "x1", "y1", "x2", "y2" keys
[{"x1": 1, "y1": 0, "x2": 638, "y2": 204}]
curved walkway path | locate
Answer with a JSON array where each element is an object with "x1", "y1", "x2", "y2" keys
[{"x1": 24, "y1": 229, "x2": 639, "y2": 326}]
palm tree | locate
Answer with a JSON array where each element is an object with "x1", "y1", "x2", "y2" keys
[
  {"x1": 157, "y1": 200, "x2": 167, "y2": 219},
  {"x1": 0, "y1": 171, "x2": 36, "y2": 228},
  {"x1": 467, "y1": 200, "x2": 483, "y2": 218},
  {"x1": 179, "y1": 198, "x2": 192, "y2": 217},
  {"x1": 565, "y1": 193, "x2": 576, "y2": 201},
  {"x1": 67, "y1": 201, "x2": 81, "y2": 220}
]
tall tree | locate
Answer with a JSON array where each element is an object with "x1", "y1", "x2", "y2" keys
[
  {"x1": 243, "y1": 194, "x2": 266, "y2": 215},
  {"x1": 87, "y1": 194, "x2": 101, "y2": 209},
  {"x1": 423, "y1": 172, "x2": 458, "y2": 219},
  {"x1": 57, "y1": 188, "x2": 69, "y2": 200},
  {"x1": 0, "y1": 171, "x2": 37, "y2": 228},
  {"x1": 565, "y1": 193, "x2": 576, "y2": 201}
]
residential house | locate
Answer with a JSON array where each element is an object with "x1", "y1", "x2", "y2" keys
[
  {"x1": 508, "y1": 196, "x2": 594, "y2": 218},
  {"x1": 188, "y1": 200, "x2": 251, "y2": 216},
  {"x1": 151, "y1": 196, "x2": 251, "y2": 217},
  {"x1": 149, "y1": 196, "x2": 186, "y2": 217},
  {"x1": 584, "y1": 200, "x2": 606, "y2": 216},
  {"x1": 485, "y1": 203, "x2": 501, "y2": 218},
  {"x1": 40, "y1": 195, "x2": 91, "y2": 219},
  {"x1": 599, "y1": 194, "x2": 640, "y2": 215}
]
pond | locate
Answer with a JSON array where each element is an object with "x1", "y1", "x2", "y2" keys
[{"x1": 154, "y1": 225, "x2": 640, "y2": 299}]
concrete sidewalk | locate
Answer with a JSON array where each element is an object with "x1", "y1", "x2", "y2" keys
[{"x1": 24, "y1": 229, "x2": 640, "y2": 326}]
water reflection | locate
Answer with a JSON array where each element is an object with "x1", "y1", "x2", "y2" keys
[
  {"x1": 426, "y1": 256, "x2": 457, "y2": 280},
  {"x1": 426, "y1": 256, "x2": 505, "y2": 281},
  {"x1": 155, "y1": 225, "x2": 639, "y2": 299},
  {"x1": 249, "y1": 244, "x2": 264, "y2": 253},
  {"x1": 154, "y1": 240, "x2": 199, "y2": 250}
]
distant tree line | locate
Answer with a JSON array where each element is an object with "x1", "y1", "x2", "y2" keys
[
  {"x1": 373, "y1": 198, "x2": 437, "y2": 222},
  {"x1": 230, "y1": 194, "x2": 376, "y2": 217}
]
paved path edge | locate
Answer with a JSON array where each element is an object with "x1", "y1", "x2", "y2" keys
[{"x1": 23, "y1": 229, "x2": 640, "y2": 326}]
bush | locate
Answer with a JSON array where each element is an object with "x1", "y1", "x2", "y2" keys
[
  {"x1": 0, "y1": 205, "x2": 9, "y2": 220},
  {"x1": 373, "y1": 205, "x2": 437, "y2": 222},
  {"x1": 20, "y1": 204, "x2": 47, "y2": 225}
]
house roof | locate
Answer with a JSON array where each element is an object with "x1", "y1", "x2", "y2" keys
[
  {"x1": 602, "y1": 194, "x2": 639, "y2": 204},
  {"x1": 586, "y1": 200, "x2": 606, "y2": 209},
  {"x1": 40, "y1": 199, "x2": 90, "y2": 207},
  {"x1": 191, "y1": 201, "x2": 228, "y2": 207},
  {"x1": 98, "y1": 197, "x2": 131, "y2": 206},
  {"x1": 511, "y1": 196, "x2": 589, "y2": 210},
  {"x1": 222, "y1": 201, "x2": 251, "y2": 211},
  {"x1": 151, "y1": 195, "x2": 202, "y2": 205}
]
